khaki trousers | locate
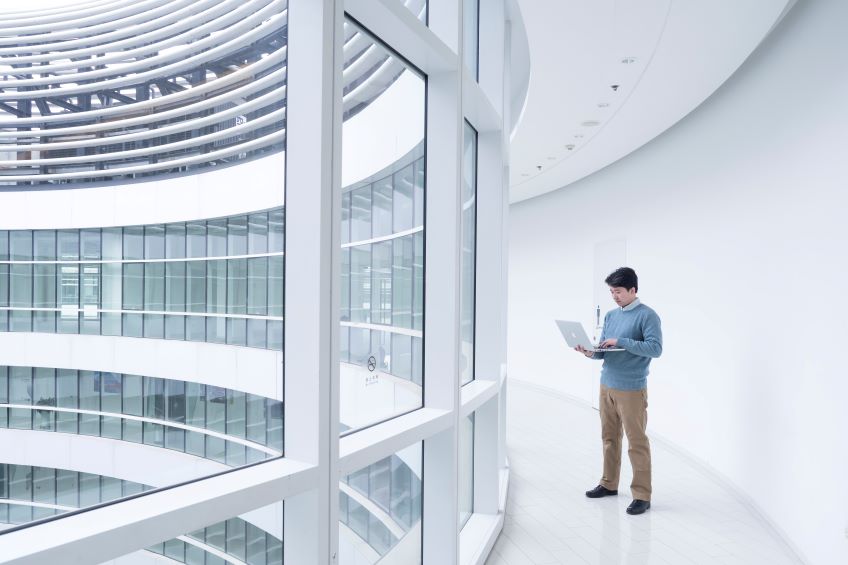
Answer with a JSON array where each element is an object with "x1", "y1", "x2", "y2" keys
[{"x1": 599, "y1": 384, "x2": 652, "y2": 501}]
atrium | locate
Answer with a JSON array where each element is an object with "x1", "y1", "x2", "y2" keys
[{"x1": 0, "y1": 1, "x2": 844, "y2": 565}]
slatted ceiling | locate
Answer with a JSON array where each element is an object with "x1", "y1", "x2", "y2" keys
[{"x1": 0, "y1": 0, "x2": 407, "y2": 186}]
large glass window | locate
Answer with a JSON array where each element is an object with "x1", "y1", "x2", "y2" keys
[
  {"x1": 340, "y1": 20, "x2": 426, "y2": 434},
  {"x1": 0, "y1": 0, "x2": 293, "y2": 545}
]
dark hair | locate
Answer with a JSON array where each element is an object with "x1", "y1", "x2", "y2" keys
[{"x1": 605, "y1": 267, "x2": 638, "y2": 292}]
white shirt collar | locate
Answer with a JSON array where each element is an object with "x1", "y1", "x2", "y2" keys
[{"x1": 621, "y1": 297, "x2": 641, "y2": 312}]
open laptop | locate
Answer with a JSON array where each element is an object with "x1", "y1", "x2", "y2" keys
[{"x1": 555, "y1": 320, "x2": 625, "y2": 352}]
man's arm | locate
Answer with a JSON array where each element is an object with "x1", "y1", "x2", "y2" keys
[{"x1": 617, "y1": 312, "x2": 662, "y2": 358}]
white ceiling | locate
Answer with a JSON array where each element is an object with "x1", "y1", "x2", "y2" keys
[{"x1": 509, "y1": 0, "x2": 796, "y2": 203}]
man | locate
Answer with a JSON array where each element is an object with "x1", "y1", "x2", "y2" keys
[{"x1": 574, "y1": 267, "x2": 662, "y2": 515}]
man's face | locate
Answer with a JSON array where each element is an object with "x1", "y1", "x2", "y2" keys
[{"x1": 609, "y1": 286, "x2": 637, "y2": 308}]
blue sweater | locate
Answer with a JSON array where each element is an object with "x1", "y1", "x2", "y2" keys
[{"x1": 593, "y1": 299, "x2": 663, "y2": 391}]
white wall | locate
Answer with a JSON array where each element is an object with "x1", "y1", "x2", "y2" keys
[
  {"x1": 341, "y1": 70, "x2": 425, "y2": 187},
  {"x1": 507, "y1": 1, "x2": 848, "y2": 564},
  {"x1": 0, "y1": 153, "x2": 286, "y2": 230}
]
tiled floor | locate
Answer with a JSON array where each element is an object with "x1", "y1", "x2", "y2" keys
[{"x1": 487, "y1": 382, "x2": 802, "y2": 565}]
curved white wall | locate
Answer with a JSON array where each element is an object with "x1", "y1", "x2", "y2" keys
[
  {"x1": 341, "y1": 70, "x2": 425, "y2": 187},
  {"x1": 0, "y1": 333, "x2": 283, "y2": 400},
  {"x1": 0, "y1": 152, "x2": 285, "y2": 230},
  {"x1": 508, "y1": 1, "x2": 847, "y2": 564}
]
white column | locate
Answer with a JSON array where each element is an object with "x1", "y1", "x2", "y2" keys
[
  {"x1": 468, "y1": 0, "x2": 508, "y2": 519},
  {"x1": 284, "y1": 0, "x2": 343, "y2": 563},
  {"x1": 423, "y1": 2, "x2": 463, "y2": 563}
]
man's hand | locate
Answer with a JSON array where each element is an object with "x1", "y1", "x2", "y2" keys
[
  {"x1": 599, "y1": 338, "x2": 618, "y2": 348},
  {"x1": 574, "y1": 345, "x2": 594, "y2": 358}
]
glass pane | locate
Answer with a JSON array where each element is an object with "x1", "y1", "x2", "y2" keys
[
  {"x1": 145, "y1": 225, "x2": 165, "y2": 260},
  {"x1": 133, "y1": 503, "x2": 283, "y2": 565},
  {"x1": 393, "y1": 164, "x2": 415, "y2": 233},
  {"x1": 349, "y1": 246, "x2": 370, "y2": 324},
  {"x1": 81, "y1": 264, "x2": 100, "y2": 334},
  {"x1": 392, "y1": 237, "x2": 413, "y2": 329},
  {"x1": 459, "y1": 413, "x2": 475, "y2": 528},
  {"x1": 463, "y1": 0, "x2": 480, "y2": 79},
  {"x1": 247, "y1": 257, "x2": 267, "y2": 316},
  {"x1": 371, "y1": 242, "x2": 392, "y2": 326},
  {"x1": 340, "y1": 21, "x2": 425, "y2": 433},
  {"x1": 460, "y1": 121, "x2": 477, "y2": 385},
  {"x1": 350, "y1": 186, "x2": 371, "y2": 242},
  {"x1": 33, "y1": 230, "x2": 56, "y2": 260},
  {"x1": 33, "y1": 264, "x2": 57, "y2": 333},
  {"x1": 340, "y1": 248, "x2": 350, "y2": 322},
  {"x1": 207, "y1": 219, "x2": 227, "y2": 257},
  {"x1": 372, "y1": 176, "x2": 393, "y2": 238},
  {"x1": 166, "y1": 262, "x2": 186, "y2": 311},
  {"x1": 227, "y1": 259, "x2": 248, "y2": 315},
  {"x1": 268, "y1": 209, "x2": 284, "y2": 253},
  {"x1": 81, "y1": 229, "x2": 101, "y2": 260},
  {"x1": 10, "y1": 230, "x2": 32, "y2": 260},
  {"x1": 248, "y1": 213, "x2": 268, "y2": 254},
  {"x1": 186, "y1": 221, "x2": 207, "y2": 258},
  {"x1": 228, "y1": 216, "x2": 248, "y2": 256},
  {"x1": 123, "y1": 375, "x2": 143, "y2": 416},
  {"x1": 186, "y1": 261, "x2": 206, "y2": 313},
  {"x1": 144, "y1": 262, "x2": 165, "y2": 311},
  {"x1": 122, "y1": 264, "x2": 143, "y2": 311},
  {"x1": 206, "y1": 260, "x2": 227, "y2": 314},
  {"x1": 166, "y1": 223, "x2": 187, "y2": 259},
  {"x1": 339, "y1": 443, "x2": 422, "y2": 564},
  {"x1": 267, "y1": 256, "x2": 283, "y2": 318},
  {"x1": 341, "y1": 193, "x2": 351, "y2": 245},
  {"x1": 102, "y1": 228, "x2": 123, "y2": 260},
  {"x1": 123, "y1": 227, "x2": 143, "y2": 260},
  {"x1": 57, "y1": 264, "x2": 79, "y2": 333}
]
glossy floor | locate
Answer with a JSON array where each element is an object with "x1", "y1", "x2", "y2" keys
[{"x1": 487, "y1": 381, "x2": 802, "y2": 565}]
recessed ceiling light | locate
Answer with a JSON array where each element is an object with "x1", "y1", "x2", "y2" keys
[
  {"x1": 581, "y1": 120, "x2": 600, "y2": 127},
  {"x1": 621, "y1": 57, "x2": 636, "y2": 64},
  {"x1": 565, "y1": 144, "x2": 575, "y2": 151},
  {"x1": 610, "y1": 84, "x2": 620, "y2": 91},
  {"x1": 597, "y1": 102, "x2": 610, "y2": 108},
  {"x1": 536, "y1": 165, "x2": 542, "y2": 171}
]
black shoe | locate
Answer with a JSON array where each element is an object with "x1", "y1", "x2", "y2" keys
[
  {"x1": 585, "y1": 485, "x2": 618, "y2": 498},
  {"x1": 626, "y1": 499, "x2": 651, "y2": 515}
]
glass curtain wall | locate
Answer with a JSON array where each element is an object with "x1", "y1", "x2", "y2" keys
[
  {"x1": 0, "y1": 366, "x2": 283, "y2": 466},
  {"x1": 339, "y1": 20, "x2": 426, "y2": 433},
  {"x1": 0, "y1": 210, "x2": 285, "y2": 351}
]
